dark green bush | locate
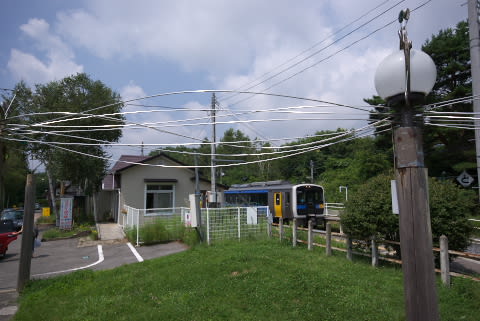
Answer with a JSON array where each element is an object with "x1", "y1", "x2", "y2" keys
[{"x1": 342, "y1": 174, "x2": 475, "y2": 252}]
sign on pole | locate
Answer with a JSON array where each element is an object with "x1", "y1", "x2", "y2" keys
[
  {"x1": 457, "y1": 170, "x2": 474, "y2": 187},
  {"x1": 60, "y1": 197, "x2": 73, "y2": 230}
]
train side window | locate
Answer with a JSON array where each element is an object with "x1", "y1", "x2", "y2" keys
[
  {"x1": 275, "y1": 193, "x2": 280, "y2": 205},
  {"x1": 286, "y1": 192, "x2": 290, "y2": 204}
]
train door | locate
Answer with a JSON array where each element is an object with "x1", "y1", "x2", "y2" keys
[{"x1": 274, "y1": 192, "x2": 283, "y2": 218}]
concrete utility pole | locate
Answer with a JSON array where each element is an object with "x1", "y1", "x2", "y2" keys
[
  {"x1": 210, "y1": 93, "x2": 217, "y2": 207},
  {"x1": 194, "y1": 155, "x2": 203, "y2": 241},
  {"x1": 17, "y1": 174, "x2": 36, "y2": 292},
  {"x1": 375, "y1": 10, "x2": 439, "y2": 321},
  {"x1": 468, "y1": 0, "x2": 480, "y2": 200}
]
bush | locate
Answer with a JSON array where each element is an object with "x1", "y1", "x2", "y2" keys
[
  {"x1": 342, "y1": 173, "x2": 399, "y2": 242},
  {"x1": 429, "y1": 178, "x2": 476, "y2": 251},
  {"x1": 181, "y1": 227, "x2": 200, "y2": 246},
  {"x1": 126, "y1": 219, "x2": 189, "y2": 245},
  {"x1": 342, "y1": 174, "x2": 475, "y2": 252}
]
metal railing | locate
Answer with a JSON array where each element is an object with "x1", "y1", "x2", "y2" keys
[
  {"x1": 120, "y1": 206, "x2": 188, "y2": 246},
  {"x1": 201, "y1": 206, "x2": 271, "y2": 245},
  {"x1": 120, "y1": 205, "x2": 271, "y2": 246}
]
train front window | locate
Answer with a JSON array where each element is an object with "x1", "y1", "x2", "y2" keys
[{"x1": 297, "y1": 188, "x2": 323, "y2": 204}]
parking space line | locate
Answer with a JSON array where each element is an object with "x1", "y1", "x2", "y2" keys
[
  {"x1": 33, "y1": 245, "x2": 104, "y2": 277},
  {"x1": 127, "y1": 242, "x2": 144, "y2": 262}
]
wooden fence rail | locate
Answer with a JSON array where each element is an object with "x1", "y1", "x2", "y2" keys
[{"x1": 271, "y1": 219, "x2": 480, "y2": 284}]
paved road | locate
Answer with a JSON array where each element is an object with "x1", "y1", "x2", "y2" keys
[{"x1": 0, "y1": 227, "x2": 188, "y2": 320}]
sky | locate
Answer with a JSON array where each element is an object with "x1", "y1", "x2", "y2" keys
[{"x1": 0, "y1": 0, "x2": 468, "y2": 168}]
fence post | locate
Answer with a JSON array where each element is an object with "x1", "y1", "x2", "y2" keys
[
  {"x1": 237, "y1": 208, "x2": 241, "y2": 240},
  {"x1": 206, "y1": 208, "x2": 210, "y2": 245},
  {"x1": 371, "y1": 237, "x2": 378, "y2": 267},
  {"x1": 136, "y1": 208, "x2": 140, "y2": 247},
  {"x1": 440, "y1": 235, "x2": 450, "y2": 287},
  {"x1": 292, "y1": 218, "x2": 297, "y2": 247},
  {"x1": 279, "y1": 218, "x2": 284, "y2": 241},
  {"x1": 308, "y1": 219, "x2": 313, "y2": 251},
  {"x1": 346, "y1": 236, "x2": 353, "y2": 261},
  {"x1": 326, "y1": 222, "x2": 332, "y2": 256},
  {"x1": 267, "y1": 217, "x2": 272, "y2": 238}
]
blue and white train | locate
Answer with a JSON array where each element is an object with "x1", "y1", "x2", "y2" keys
[{"x1": 224, "y1": 181, "x2": 325, "y2": 225}]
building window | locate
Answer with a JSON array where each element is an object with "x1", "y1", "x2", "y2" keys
[{"x1": 145, "y1": 184, "x2": 175, "y2": 209}]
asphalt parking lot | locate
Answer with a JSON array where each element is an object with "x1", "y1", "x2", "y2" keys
[{"x1": 0, "y1": 227, "x2": 189, "y2": 320}]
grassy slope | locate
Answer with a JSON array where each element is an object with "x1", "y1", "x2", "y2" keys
[{"x1": 15, "y1": 240, "x2": 480, "y2": 321}]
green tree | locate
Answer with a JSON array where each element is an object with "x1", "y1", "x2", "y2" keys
[
  {"x1": 7, "y1": 74, "x2": 125, "y2": 219},
  {"x1": 1, "y1": 83, "x2": 32, "y2": 209},
  {"x1": 421, "y1": 20, "x2": 475, "y2": 178},
  {"x1": 319, "y1": 136, "x2": 391, "y2": 202},
  {"x1": 366, "y1": 21, "x2": 474, "y2": 180}
]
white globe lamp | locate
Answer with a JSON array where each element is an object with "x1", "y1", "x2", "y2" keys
[{"x1": 374, "y1": 49, "x2": 437, "y2": 106}]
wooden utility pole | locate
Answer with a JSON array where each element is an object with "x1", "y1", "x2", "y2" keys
[
  {"x1": 468, "y1": 0, "x2": 480, "y2": 200},
  {"x1": 17, "y1": 174, "x2": 36, "y2": 292},
  {"x1": 393, "y1": 12, "x2": 439, "y2": 320}
]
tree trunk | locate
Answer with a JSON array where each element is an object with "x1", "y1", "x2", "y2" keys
[{"x1": 45, "y1": 164, "x2": 58, "y2": 224}]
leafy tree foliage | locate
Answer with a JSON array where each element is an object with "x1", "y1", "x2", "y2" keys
[
  {"x1": 366, "y1": 21, "x2": 474, "y2": 180},
  {"x1": 5, "y1": 74, "x2": 124, "y2": 199},
  {"x1": 2, "y1": 149, "x2": 29, "y2": 207},
  {"x1": 421, "y1": 21, "x2": 475, "y2": 178},
  {"x1": 1, "y1": 83, "x2": 32, "y2": 209},
  {"x1": 319, "y1": 137, "x2": 391, "y2": 202},
  {"x1": 342, "y1": 174, "x2": 475, "y2": 253}
]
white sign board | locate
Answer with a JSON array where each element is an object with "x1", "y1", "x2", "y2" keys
[
  {"x1": 457, "y1": 171, "x2": 474, "y2": 187},
  {"x1": 60, "y1": 197, "x2": 73, "y2": 229},
  {"x1": 247, "y1": 207, "x2": 258, "y2": 225},
  {"x1": 391, "y1": 180, "x2": 399, "y2": 215},
  {"x1": 187, "y1": 194, "x2": 198, "y2": 227}
]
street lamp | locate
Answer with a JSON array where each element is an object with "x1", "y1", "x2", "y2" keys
[{"x1": 374, "y1": 9, "x2": 439, "y2": 321}]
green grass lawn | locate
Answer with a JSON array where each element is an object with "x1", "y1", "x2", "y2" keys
[{"x1": 15, "y1": 240, "x2": 480, "y2": 321}]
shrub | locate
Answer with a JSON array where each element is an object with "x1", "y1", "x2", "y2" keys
[
  {"x1": 342, "y1": 174, "x2": 475, "y2": 252},
  {"x1": 181, "y1": 227, "x2": 200, "y2": 246}
]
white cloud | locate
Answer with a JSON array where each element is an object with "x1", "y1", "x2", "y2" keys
[
  {"x1": 55, "y1": 0, "x2": 330, "y2": 74},
  {"x1": 7, "y1": 18, "x2": 83, "y2": 85},
  {"x1": 6, "y1": 0, "x2": 467, "y2": 154}
]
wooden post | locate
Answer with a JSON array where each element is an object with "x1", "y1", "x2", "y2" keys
[
  {"x1": 206, "y1": 208, "x2": 210, "y2": 245},
  {"x1": 17, "y1": 174, "x2": 35, "y2": 292},
  {"x1": 267, "y1": 219, "x2": 272, "y2": 238},
  {"x1": 237, "y1": 208, "x2": 241, "y2": 240},
  {"x1": 326, "y1": 222, "x2": 332, "y2": 256},
  {"x1": 292, "y1": 218, "x2": 297, "y2": 247},
  {"x1": 440, "y1": 235, "x2": 450, "y2": 287},
  {"x1": 346, "y1": 236, "x2": 353, "y2": 261},
  {"x1": 279, "y1": 218, "x2": 284, "y2": 241},
  {"x1": 308, "y1": 219, "x2": 313, "y2": 251},
  {"x1": 395, "y1": 127, "x2": 439, "y2": 320},
  {"x1": 371, "y1": 237, "x2": 379, "y2": 267}
]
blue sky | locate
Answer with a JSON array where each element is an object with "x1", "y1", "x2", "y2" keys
[{"x1": 0, "y1": 0, "x2": 468, "y2": 164}]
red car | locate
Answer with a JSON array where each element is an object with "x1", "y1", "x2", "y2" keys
[{"x1": 0, "y1": 220, "x2": 18, "y2": 258}]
